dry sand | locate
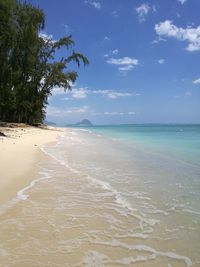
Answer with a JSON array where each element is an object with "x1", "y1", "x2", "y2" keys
[{"x1": 0, "y1": 124, "x2": 62, "y2": 206}]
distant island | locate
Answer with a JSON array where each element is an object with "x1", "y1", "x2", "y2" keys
[
  {"x1": 66, "y1": 119, "x2": 93, "y2": 127},
  {"x1": 75, "y1": 119, "x2": 93, "y2": 127}
]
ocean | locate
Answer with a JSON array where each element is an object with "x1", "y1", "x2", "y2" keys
[{"x1": 0, "y1": 124, "x2": 200, "y2": 266}]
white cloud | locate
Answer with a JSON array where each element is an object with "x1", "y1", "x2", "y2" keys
[
  {"x1": 39, "y1": 32, "x2": 55, "y2": 43},
  {"x1": 46, "y1": 105, "x2": 89, "y2": 117},
  {"x1": 106, "y1": 57, "x2": 139, "y2": 74},
  {"x1": 64, "y1": 24, "x2": 71, "y2": 34},
  {"x1": 193, "y1": 78, "x2": 200, "y2": 84},
  {"x1": 71, "y1": 88, "x2": 88, "y2": 99},
  {"x1": 52, "y1": 85, "x2": 140, "y2": 100},
  {"x1": 68, "y1": 106, "x2": 89, "y2": 113},
  {"x1": 105, "y1": 91, "x2": 132, "y2": 99},
  {"x1": 135, "y1": 3, "x2": 150, "y2": 23},
  {"x1": 52, "y1": 83, "x2": 75, "y2": 96},
  {"x1": 173, "y1": 91, "x2": 192, "y2": 98},
  {"x1": 52, "y1": 86, "x2": 66, "y2": 96},
  {"x1": 46, "y1": 106, "x2": 62, "y2": 116},
  {"x1": 84, "y1": 0, "x2": 101, "y2": 9},
  {"x1": 104, "y1": 111, "x2": 120, "y2": 115},
  {"x1": 104, "y1": 111, "x2": 137, "y2": 116},
  {"x1": 177, "y1": 0, "x2": 188, "y2": 4},
  {"x1": 107, "y1": 57, "x2": 138, "y2": 66},
  {"x1": 155, "y1": 20, "x2": 200, "y2": 52},
  {"x1": 61, "y1": 87, "x2": 88, "y2": 100},
  {"x1": 111, "y1": 49, "x2": 119, "y2": 55},
  {"x1": 112, "y1": 10, "x2": 118, "y2": 18},
  {"x1": 92, "y1": 89, "x2": 140, "y2": 99},
  {"x1": 118, "y1": 65, "x2": 134, "y2": 73},
  {"x1": 104, "y1": 36, "x2": 110, "y2": 41},
  {"x1": 151, "y1": 36, "x2": 166, "y2": 45},
  {"x1": 47, "y1": 105, "x2": 138, "y2": 121},
  {"x1": 136, "y1": 3, "x2": 158, "y2": 23},
  {"x1": 152, "y1": 4, "x2": 157, "y2": 13},
  {"x1": 104, "y1": 49, "x2": 119, "y2": 57},
  {"x1": 158, "y1": 59, "x2": 165, "y2": 64}
]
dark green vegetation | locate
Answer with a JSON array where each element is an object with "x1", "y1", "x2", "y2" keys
[{"x1": 0, "y1": 0, "x2": 88, "y2": 125}]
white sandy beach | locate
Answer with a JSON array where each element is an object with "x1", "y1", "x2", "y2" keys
[{"x1": 0, "y1": 124, "x2": 61, "y2": 206}]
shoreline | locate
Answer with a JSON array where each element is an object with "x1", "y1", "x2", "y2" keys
[
  {"x1": 0, "y1": 126, "x2": 198, "y2": 266},
  {"x1": 0, "y1": 124, "x2": 62, "y2": 206}
]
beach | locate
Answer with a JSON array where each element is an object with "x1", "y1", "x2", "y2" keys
[
  {"x1": 0, "y1": 125, "x2": 199, "y2": 266},
  {"x1": 0, "y1": 124, "x2": 61, "y2": 206},
  {"x1": 1, "y1": 0, "x2": 199, "y2": 265}
]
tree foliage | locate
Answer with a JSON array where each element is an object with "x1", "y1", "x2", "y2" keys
[{"x1": 0, "y1": 0, "x2": 89, "y2": 124}]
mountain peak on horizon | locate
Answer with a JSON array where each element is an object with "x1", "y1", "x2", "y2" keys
[{"x1": 75, "y1": 119, "x2": 93, "y2": 126}]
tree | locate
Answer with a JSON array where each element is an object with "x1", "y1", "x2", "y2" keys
[
  {"x1": 0, "y1": 0, "x2": 19, "y2": 121},
  {"x1": 0, "y1": 0, "x2": 89, "y2": 124}
]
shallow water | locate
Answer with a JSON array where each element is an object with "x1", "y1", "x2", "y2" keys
[{"x1": 0, "y1": 125, "x2": 200, "y2": 266}]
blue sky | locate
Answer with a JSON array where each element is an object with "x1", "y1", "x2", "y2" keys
[{"x1": 30, "y1": 0, "x2": 200, "y2": 125}]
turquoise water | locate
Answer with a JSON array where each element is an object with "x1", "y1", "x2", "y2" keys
[{"x1": 86, "y1": 124, "x2": 200, "y2": 167}]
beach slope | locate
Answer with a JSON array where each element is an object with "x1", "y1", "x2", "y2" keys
[{"x1": 0, "y1": 124, "x2": 61, "y2": 206}]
